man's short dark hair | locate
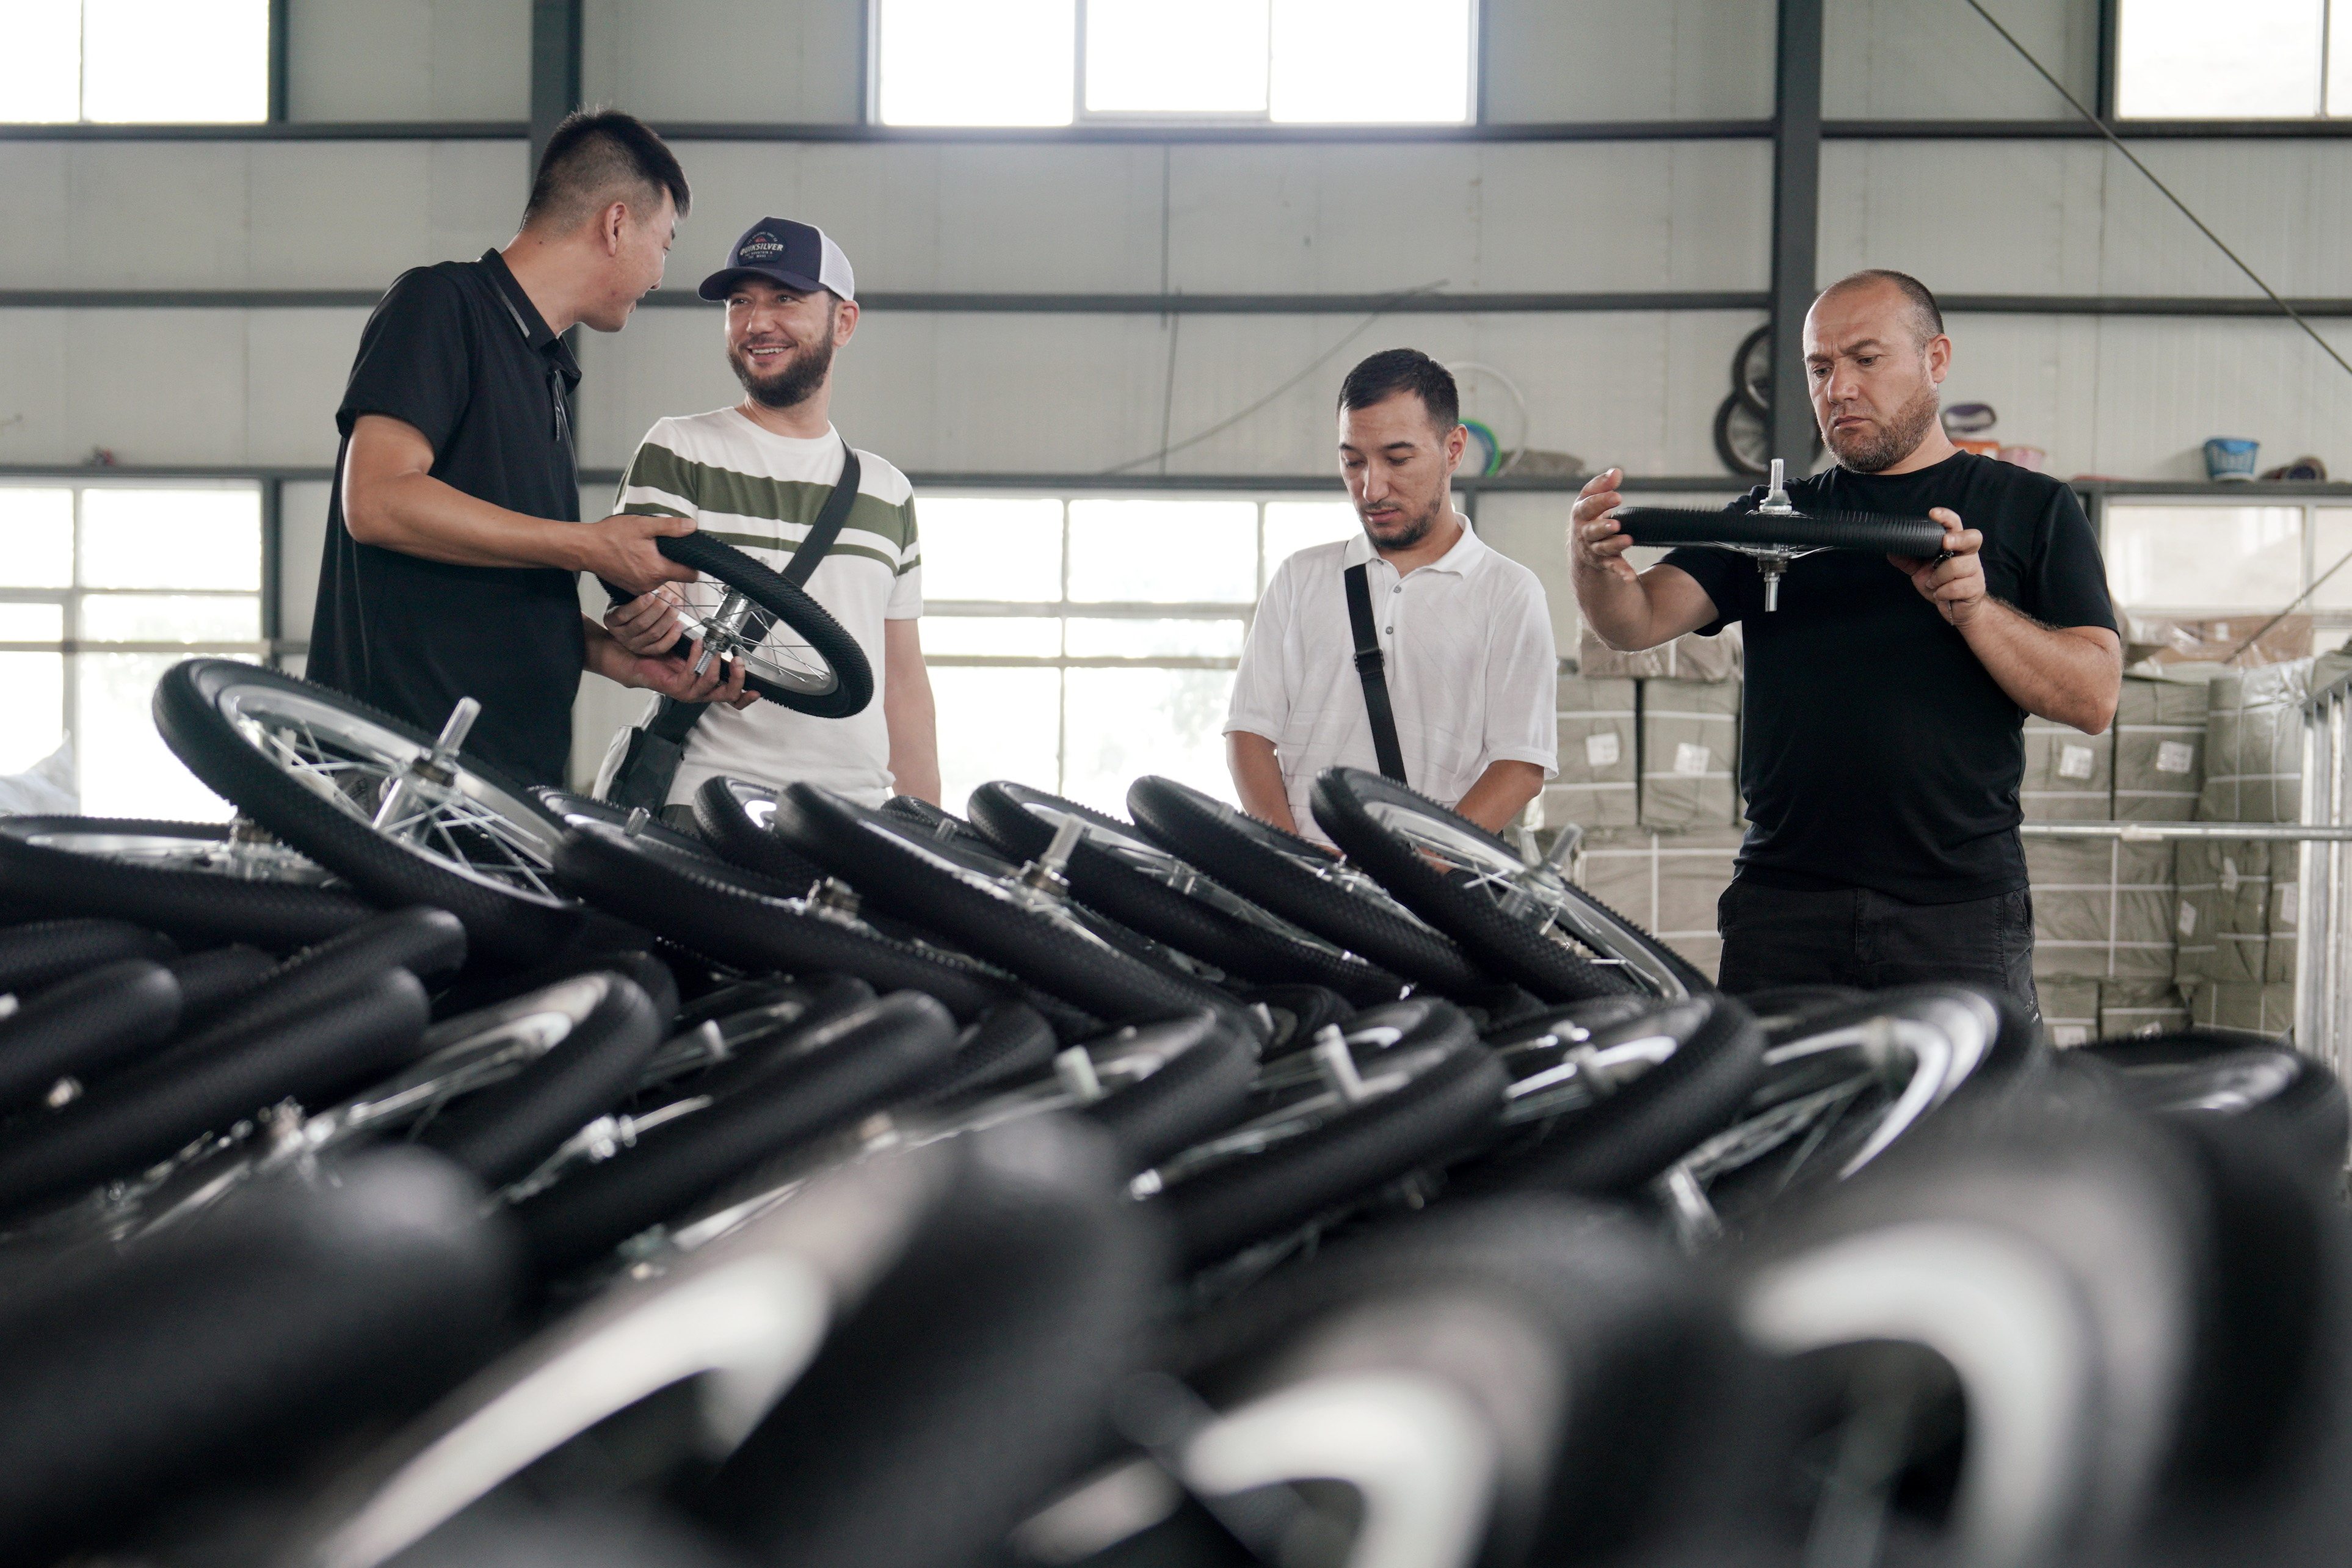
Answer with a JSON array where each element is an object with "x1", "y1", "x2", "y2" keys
[
  {"x1": 524, "y1": 108, "x2": 691, "y2": 230},
  {"x1": 1820, "y1": 269, "x2": 1944, "y2": 347},
  {"x1": 1338, "y1": 348, "x2": 1460, "y2": 433}
]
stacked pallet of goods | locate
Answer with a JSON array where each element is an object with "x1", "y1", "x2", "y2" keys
[{"x1": 1550, "y1": 630, "x2": 1743, "y2": 981}]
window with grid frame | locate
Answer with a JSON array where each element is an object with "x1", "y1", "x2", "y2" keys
[
  {"x1": 2102, "y1": 499, "x2": 2352, "y2": 656},
  {"x1": 872, "y1": 0, "x2": 1476, "y2": 128},
  {"x1": 0, "y1": 481, "x2": 267, "y2": 819},
  {"x1": 919, "y1": 492, "x2": 1363, "y2": 816},
  {"x1": 0, "y1": 0, "x2": 269, "y2": 123},
  {"x1": 2114, "y1": 0, "x2": 2352, "y2": 118}
]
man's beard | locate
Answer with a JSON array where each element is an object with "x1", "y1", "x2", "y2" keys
[
  {"x1": 1360, "y1": 493, "x2": 1444, "y2": 551},
  {"x1": 731, "y1": 330, "x2": 835, "y2": 410},
  {"x1": 1824, "y1": 380, "x2": 1941, "y2": 473}
]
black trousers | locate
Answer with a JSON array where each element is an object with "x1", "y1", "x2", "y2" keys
[{"x1": 1716, "y1": 877, "x2": 2040, "y2": 1015}]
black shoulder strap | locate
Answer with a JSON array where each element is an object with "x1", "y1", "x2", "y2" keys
[
  {"x1": 638, "y1": 437, "x2": 863, "y2": 750},
  {"x1": 1343, "y1": 562, "x2": 1409, "y2": 784}
]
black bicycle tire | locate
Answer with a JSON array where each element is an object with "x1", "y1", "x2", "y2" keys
[
  {"x1": 1310, "y1": 768, "x2": 1678, "y2": 1003},
  {"x1": 656, "y1": 532, "x2": 873, "y2": 718},
  {"x1": 162, "y1": 946, "x2": 278, "y2": 1029},
  {"x1": 513, "y1": 992, "x2": 958, "y2": 1276},
  {"x1": 152, "y1": 660, "x2": 583, "y2": 964},
  {"x1": 0, "y1": 967, "x2": 432, "y2": 1223},
  {"x1": 877, "y1": 794, "x2": 996, "y2": 848},
  {"x1": 1127, "y1": 775, "x2": 1488, "y2": 995},
  {"x1": 537, "y1": 789, "x2": 724, "y2": 862},
  {"x1": 691, "y1": 775, "x2": 828, "y2": 893},
  {"x1": 1711, "y1": 394, "x2": 1821, "y2": 479},
  {"x1": 1233, "y1": 983, "x2": 1357, "y2": 1057},
  {"x1": 918, "y1": 1001, "x2": 1058, "y2": 1103},
  {"x1": 2082, "y1": 1031, "x2": 2350, "y2": 1183},
  {"x1": 415, "y1": 974, "x2": 669, "y2": 1188},
  {"x1": 553, "y1": 819, "x2": 1012, "y2": 1022},
  {"x1": 1612, "y1": 505, "x2": 1947, "y2": 556},
  {"x1": 1080, "y1": 1011, "x2": 1258, "y2": 1175},
  {"x1": 1732, "y1": 323, "x2": 1771, "y2": 416},
  {"x1": 968, "y1": 782, "x2": 1407, "y2": 1006},
  {"x1": 0, "y1": 960, "x2": 181, "y2": 1114},
  {"x1": 1472, "y1": 992, "x2": 1768, "y2": 1195},
  {"x1": 162, "y1": 908, "x2": 465, "y2": 1067},
  {"x1": 0, "y1": 921, "x2": 177, "y2": 1000},
  {"x1": 0, "y1": 816, "x2": 378, "y2": 953},
  {"x1": 431, "y1": 945, "x2": 680, "y2": 1032},
  {"x1": 772, "y1": 783, "x2": 1253, "y2": 1034},
  {"x1": 1156, "y1": 1039, "x2": 1506, "y2": 1269}
]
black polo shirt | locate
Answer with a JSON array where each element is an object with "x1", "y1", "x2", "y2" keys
[
  {"x1": 1663, "y1": 452, "x2": 2116, "y2": 904},
  {"x1": 309, "y1": 249, "x2": 585, "y2": 787}
]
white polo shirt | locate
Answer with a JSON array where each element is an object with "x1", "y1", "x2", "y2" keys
[{"x1": 1225, "y1": 520, "x2": 1558, "y2": 843}]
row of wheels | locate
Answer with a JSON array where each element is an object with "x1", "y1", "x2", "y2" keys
[{"x1": 0, "y1": 655, "x2": 2337, "y2": 1567}]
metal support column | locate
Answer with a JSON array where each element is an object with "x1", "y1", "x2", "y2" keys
[
  {"x1": 528, "y1": 0, "x2": 584, "y2": 183},
  {"x1": 1768, "y1": 0, "x2": 1824, "y2": 468}
]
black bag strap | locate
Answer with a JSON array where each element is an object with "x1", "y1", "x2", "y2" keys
[
  {"x1": 1342, "y1": 561, "x2": 1409, "y2": 784},
  {"x1": 622, "y1": 439, "x2": 862, "y2": 771}
]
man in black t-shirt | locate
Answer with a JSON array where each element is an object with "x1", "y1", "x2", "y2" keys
[
  {"x1": 312, "y1": 109, "x2": 749, "y2": 788},
  {"x1": 1569, "y1": 270, "x2": 2122, "y2": 1009}
]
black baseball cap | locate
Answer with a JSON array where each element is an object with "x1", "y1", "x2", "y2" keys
[{"x1": 697, "y1": 217, "x2": 857, "y2": 303}]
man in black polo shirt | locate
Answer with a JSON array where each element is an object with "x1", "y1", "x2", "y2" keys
[
  {"x1": 1570, "y1": 270, "x2": 2122, "y2": 1009},
  {"x1": 311, "y1": 109, "x2": 748, "y2": 788}
]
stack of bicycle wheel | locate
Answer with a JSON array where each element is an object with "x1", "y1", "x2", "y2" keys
[{"x1": 0, "y1": 655, "x2": 2342, "y2": 1567}]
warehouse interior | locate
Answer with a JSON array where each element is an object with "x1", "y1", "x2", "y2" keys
[{"x1": 8, "y1": 2, "x2": 2352, "y2": 1564}]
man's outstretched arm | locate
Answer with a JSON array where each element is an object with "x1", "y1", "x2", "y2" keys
[{"x1": 1569, "y1": 466, "x2": 1721, "y2": 652}]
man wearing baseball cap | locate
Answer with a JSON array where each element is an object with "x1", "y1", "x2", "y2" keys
[{"x1": 596, "y1": 218, "x2": 940, "y2": 818}]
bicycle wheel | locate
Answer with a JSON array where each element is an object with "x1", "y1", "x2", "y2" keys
[
  {"x1": 2077, "y1": 1030, "x2": 2350, "y2": 1186},
  {"x1": 771, "y1": 783, "x2": 1254, "y2": 1034},
  {"x1": 154, "y1": 659, "x2": 582, "y2": 963},
  {"x1": 0, "y1": 816, "x2": 376, "y2": 953},
  {"x1": 654, "y1": 532, "x2": 872, "y2": 718},
  {"x1": 0, "y1": 959, "x2": 181, "y2": 1115},
  {"x1": 691, "y1": 775, "x2": 829, "y2": 893},
  {"x1": 1612, "y1": 504, "x2": 1946, "y2": 556},
  {"x1": 552, "y1": 818, "x2": 1014, "y2": 1022},
  {"x1": 1312, "y1": 767, "x2": 1695, "y2": 1002},
  {"x1": 1468, "y1": 991, "x2": 1766, "y2": 1196},
  {"x1": 1142, "y1": 1015, "x2": 1507, "y2": 1269},
  {"x1": 0, "y1": 920, "x2": 176, "y2": 999},
  {"x1": 536, "y1": 788, "x2": 722, "y2": 861},
  {"x1": 968, "y1": 780, "x2": 1406, "y2": 1005},
  {"x1": 1128, "y1": 775, "x2": 1488, "y2": 996}
]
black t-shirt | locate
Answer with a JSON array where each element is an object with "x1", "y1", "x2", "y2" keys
[
  {"x1": 309, "y1": 250, "x2": 585, "y2": 788},
  {"x1": 1662, "y1": 452, "x2": 2116, "y2": 904}
]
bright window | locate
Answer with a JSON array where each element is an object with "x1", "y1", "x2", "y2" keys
[
  {"x1": 920, "y1": 493, "x2": 1369, "y2": 816},
  {"x1": 874, "y1": 0, "x2": 1475, "y2": 126},
  {"x1": 2114, "y1": 0, "x2": 2343, "y2": 118},
  {"x1": 0, "y1": 0, "x2": 269, "y2": 124},
  {"x1": 0, "y1": 482, "x2": 267, "y2": 819}
]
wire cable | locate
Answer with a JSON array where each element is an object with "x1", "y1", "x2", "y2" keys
[
  {"x1": 1100, "y1": 279, "x2": 1450, "y2": 474},
  {"x1": 1962, "y1": 0, "x2": 2352, "y2": 382}
]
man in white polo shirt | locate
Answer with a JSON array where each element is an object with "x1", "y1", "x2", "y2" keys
[
  {"x1": 1227, "y1": 349, "x2": 1557, "y2": 841},
  {"x1": 598, "y1": 217, "x2": 938, "y2": 816}
]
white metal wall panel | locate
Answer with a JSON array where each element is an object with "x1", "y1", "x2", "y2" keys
[
  {"x1": 286, "y1": 0, "x2": 531, "y2": 122},
  {"x1": 581, "y1": 0, "x2": 863, "y2": 124},
  {"x1": 1484, "y1": 0, "x2": 1774, "y2": 121}
]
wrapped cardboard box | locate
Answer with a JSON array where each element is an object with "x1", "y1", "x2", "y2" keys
[
  {"x1": 2113, "y1": 675, "x2": 2205, "y2": 820},
  {"x1": 1638, "y1": 679, "x2": 1740, "y2": 830},
  {"x1": 2268, "y1": 864, "x2": 2302, "y2": 984},
  {"x1": 2125, "y1": 614, "x2": 2310, "y2": 668},
  {"x1": 1576, "y1": 625, "x2": 1741, "y2": 682},
  {"x1": 2199, "y1": 659, "x2": 2311, "y2": 823},
  {"x1": 1572, "y1": 828, "x2": 1741, "y2": 982},
  {"x1": 2020, "y1": 716, "x2": 2111, "y2": 821},
  {"x1": 2027, "y1": 837, "x2": 2174, "y2": 979},
  {"x1": 2097, "y1": 979, "x2": 2190, "y2": 1039},
  {"x1": 2180, "y1": 980, "x2": 2295, "y2": 1035},
  {"x1": 1541, "y1": 675, "x2": 1638, "y2": 832},
  {"x1": 2171, "y1": 840, "x2": 2270, "y2": 985},
  {"x1": 2040, "y1": 978, "x2": 2099, "y2": 1047}
]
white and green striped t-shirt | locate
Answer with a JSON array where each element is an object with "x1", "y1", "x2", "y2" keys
[{"x1": 612, "y1": 408, "x2": 921, "y2": 807}]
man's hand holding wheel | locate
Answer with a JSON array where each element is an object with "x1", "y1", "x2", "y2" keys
[
  {"x1": 577, "y1": 512, "x2": 702, "y2": 598},
  {"x1": 1889, "y1": 509, "x2": 1987, "y2": 628},
  {"x1": 1569, "y1": 467, "x2": 1638, "y2": 583}
]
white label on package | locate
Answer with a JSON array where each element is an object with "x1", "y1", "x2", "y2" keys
[
  {"x1": 1673, "y1": 742, "x2": 1711, "y2": 777},
  {"x1": 2177, "y1": 901, "x2": 2198, "y2": 937},
  {"x1": 2057, "y1": 744, "x2": 2095, "y2": 780},
  {"x1": 2053, "y1": 1025, "x2": 2091, "y2": 1047},
  {"x1": 2221, "y1": 857, "x2": 2240, "y2": 893},
  {"x1": 2279, "y1": 884, "x2": 2300, "y2": 926},
  {"x1": 1585, "y1": 732, "x2": 1620, "y2": 768},
  {"x1": 2156, "y1": 741, "x2": 2195, "y2": 774}
]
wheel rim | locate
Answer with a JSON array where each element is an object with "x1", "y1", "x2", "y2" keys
[
  {"x1": 1492, "y1": 1001, "x2": 1699, "y2": 1123},
  {"x1": 16, "y1": 824, "x2": 339, "y2": 886},
  {"x1": 1138, "y1": 1037, "x2": 1456, "y2": 1192},
  {"x1": 671, "y1": 578, "x2": 839, "y2": 698},
  {"x1": 217, "y1": 679, "x2": 570, "y2": 907},
  {"x1": 1357, "y1": 796, "x2": 1693, "y2": 998}
]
